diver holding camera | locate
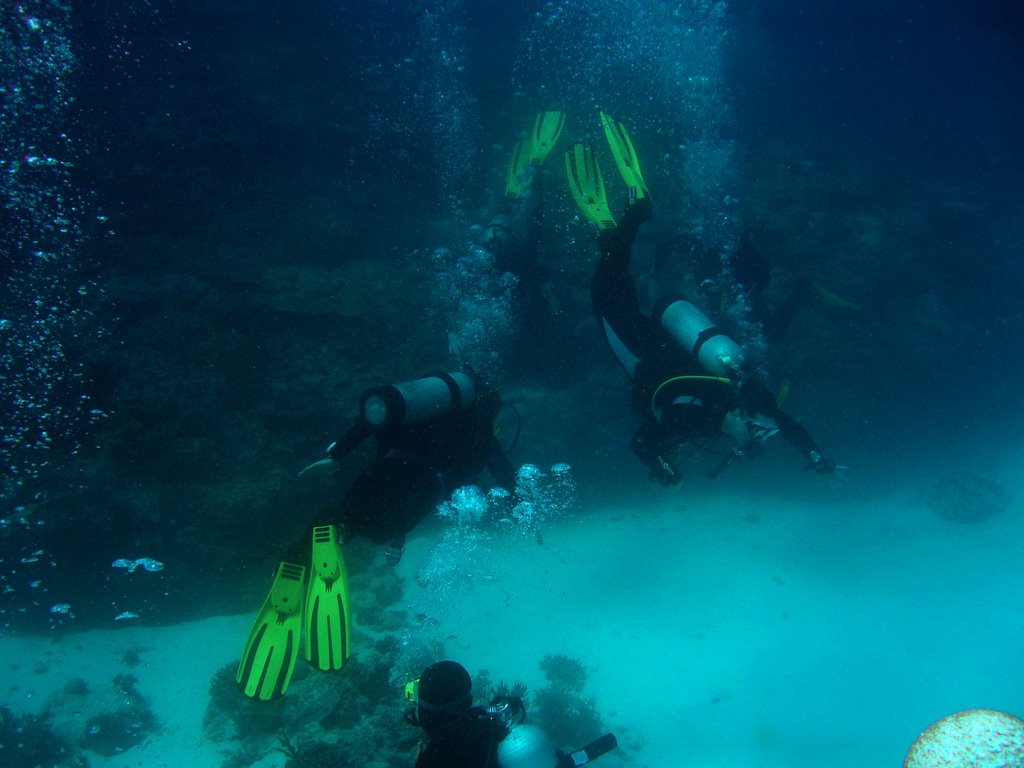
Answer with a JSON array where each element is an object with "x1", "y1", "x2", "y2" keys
[{"x1": 407, "y1": 660, "x2": 617, "y2": 768}]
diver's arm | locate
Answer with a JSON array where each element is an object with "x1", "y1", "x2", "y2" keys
[
  {"x1": 776, "y1": 410, "x2": 835, "y2": 473},
  {"x1": 630, "y1": 419, "x2": 682, "y2": 486},
  {"x1": 327, "y1": 419, "x2": 375, "y2": 461}
]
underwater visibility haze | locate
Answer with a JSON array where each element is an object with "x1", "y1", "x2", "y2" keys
[{"x1": 1, "y1": 1, "x2": 1023, "y2": 766}]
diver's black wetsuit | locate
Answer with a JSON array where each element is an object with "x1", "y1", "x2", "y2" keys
[
  {"x1": 484, "y1": 167, "x2": 545, "y2": 281},
  {"x1": 324, "y1": 383, "x2": 515, "y2": 545},
  {"x1": 590, "y1": 199, "x2": 829, "y2": 485},
  {"x1": 482, "y1": 167, "x2": 572, "y2": 375},
  {"x1": 415, "y1": 709, "x2": 509, "y2": 768}
]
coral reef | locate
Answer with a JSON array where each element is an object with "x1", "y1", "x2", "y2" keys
[
  {"x1": 532, "y1": 654, "x2": 604, "y2": 750},
  {"x1": 472, "y1": 668, "x2": 529, "y2": 708},
  {"x1": 538, "y1": 654, "x2": 588, "y2": 692},
  {"x1": 204, "y1": 663, "x2": 289, "y2": 742},
  {"x1": 218, "y1": 746, "x2": 271, "y2": 768},
  {"x1": 280, "y1": 738, "x2": 353, "y2": 768},
  {"x1": 38, "y1": 671, "x2": 159, "y2": 760},
  {"x1": 63, "y1": 677, "x2": 90, "y2": 696},
  {"x1": 204, "y1": 634, "x2": 422, "y2": 767},
  {"x1": 919, "y1": 471, "x2": 1012, "y2": 523},
  {"x1": 81, "y1": 674, "x2": 159, "y2": 756},
  {"x1": 0, "y1": 705, "x2": 86, "y2": 768}
]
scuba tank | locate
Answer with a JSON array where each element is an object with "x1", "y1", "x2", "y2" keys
[
  {"x1": 498, "y1": 724, "x2": 619, "y2": 768},
  {"x1": 490, "y1": 699, "x2": 617, "y2": 768},
  {"x1": 498, "y1": 724, "x2": 559, "y2": 768},
  {"x1": 360, "y1": 372, "x2": 477, "y2": 426},
  {"x1": 656, "y1": 299, "x2": 746, "y2": 377}
]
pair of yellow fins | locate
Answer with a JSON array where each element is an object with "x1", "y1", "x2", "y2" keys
[
  {"x1": 235, "y1": 525, "x2": 352, "y2": 701},
  {"x1": 504, "y1": 110, "x2": 567, "y2": 198},
  {"x1": 505, "y1": 110, "x2": 649, "y2": 230},
  {"x1": 565, "y1": 112, "x2": 650, "y2": 230}
]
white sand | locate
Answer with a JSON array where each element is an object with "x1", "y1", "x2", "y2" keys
[
  {"x1": 1, "y1": 614, "x2": 266, "y2": 768},
  {"x1": 2, "y1": 459, "x2": 1022, "y2": 768},
  {"x1": 399, "y1": 466, "x2": 1024, "y2": 768}
]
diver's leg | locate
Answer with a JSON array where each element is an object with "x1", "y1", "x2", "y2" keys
[
  {"x1": 338, "y1": 458, "x2": 442, "y2": 549},
  {"x1": 591, "y1": 199, "x2": 657, "y2": 379}
]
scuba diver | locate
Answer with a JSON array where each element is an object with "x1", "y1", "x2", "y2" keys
[
  {"x1": 236, "y1": 371, "x2": 515, "y2": 701},
  {"x1": 317, "y1": 370, "x2": 515, "y2": 560},
  {"x1": 565, "y1": 113, "x2": 836, "y2": 487},
  {"x1": 480, "y1": 111, "x2": 563, "y2": 285},
  {"x1": 478, "y1": 112, "x2": 572, "y2": 373},
  {"x1": 407, "y1": 659, "x2": 618, "y2": 768}
]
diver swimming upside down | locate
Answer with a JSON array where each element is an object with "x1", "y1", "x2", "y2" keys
[{"x1": 567, "y1": 114, "x2": 837, "y2": 486}]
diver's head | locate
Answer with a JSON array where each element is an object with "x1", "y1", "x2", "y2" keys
[
  {"x1": 413, "y1": 660, "x2": 473, "y2": 733},
  {"x1": 480, "y1": 214, "x2": 512, "y2": 256}
]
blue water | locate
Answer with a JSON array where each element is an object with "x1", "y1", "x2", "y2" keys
[{"x1": 1, "y1": 0, "x2": 1022, "y2": 765}]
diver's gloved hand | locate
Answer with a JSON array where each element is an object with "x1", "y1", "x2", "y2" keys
[
  {"x1": 649, "y1": 455, "x2": 682, "y2": 487},
  {"x1": 298, "y1": 442, "x2": 339, "y2": 478},
  {"x1": 807, "y1": 451, "x2": 836, "y2": 475}
]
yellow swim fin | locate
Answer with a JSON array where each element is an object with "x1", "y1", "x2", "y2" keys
[
  {"x1": 565, "y1": 142, "x2": 617, "y2": 230},
  {"x1": 776, "y1": 379, "x2": 790, "y2": 410},
  {"x1": 600, "y1": 111, "x2": 649, "y2": 199},
  {"x1": 529, "y1": 111, "x2": 565, "y2": 165},
  {"x1": 236, "y1": 561, "x2": 306, "y2": 701},
  {"x1": 504, "y1": 138, "x2": 534, "y2": 199},
  {"x1": 304, "y1": 525, "x2": 352, "y2": 672}
]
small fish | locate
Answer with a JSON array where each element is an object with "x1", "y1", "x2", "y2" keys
[
  {"x1": 112, "y1": 557, "x2": 164, "y2": 573},
  {"x1": 50, "y1": 603, "x2": 72, "y2": 614},
  {"x1": 114, "y1": 611, "x2": 139, "y2": 621}
]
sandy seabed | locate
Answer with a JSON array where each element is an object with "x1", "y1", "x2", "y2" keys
[{"x1": 3, "y1": 454, "x2": 1023, "y2": 768}]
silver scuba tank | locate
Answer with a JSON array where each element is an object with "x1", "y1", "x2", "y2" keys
[
  {"x1": 658, "y1": 299, "x2": 746, "y2": 377},
  {"x1": 498, "y1": 724, "x2": 559, "y2": 768},
  {"x1": 360, "y1": 372, "x2": 477, "y2": 426}
]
